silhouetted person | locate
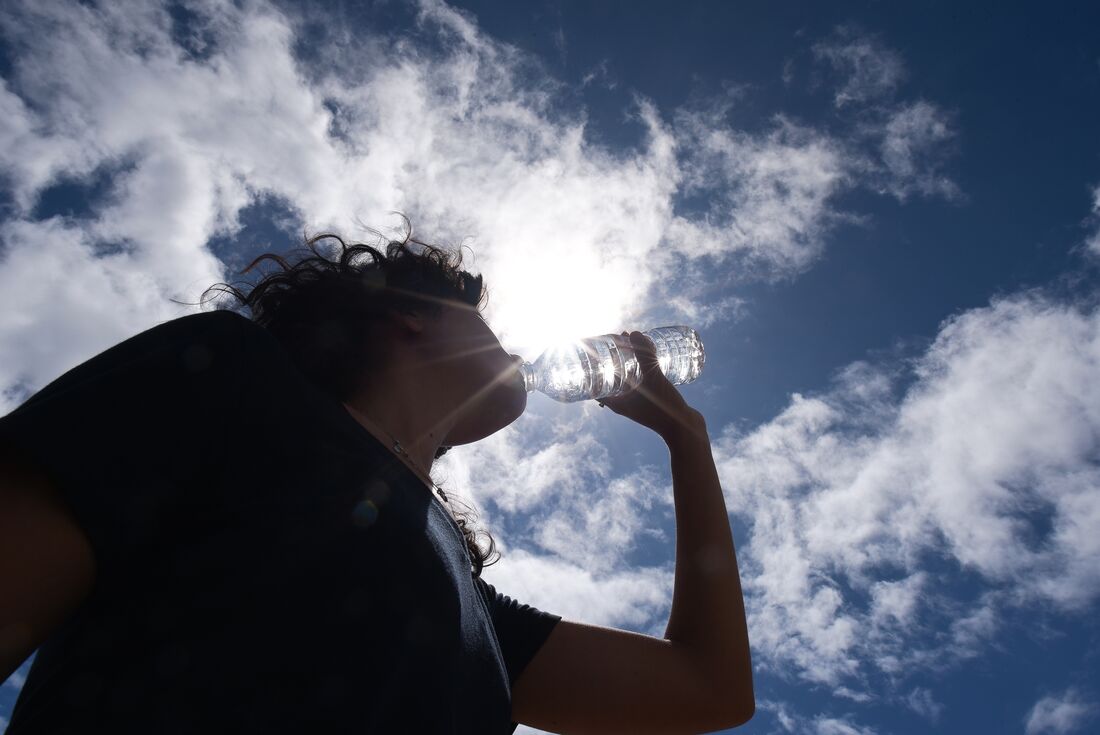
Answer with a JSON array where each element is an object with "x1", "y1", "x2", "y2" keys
[{"x1": 1, "y1": 226, "x2": 754, "y2": 733}]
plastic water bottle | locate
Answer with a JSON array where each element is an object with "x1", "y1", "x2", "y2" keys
[{"x1": 518, "y1": 326, "x2": 705, "y2": 403}]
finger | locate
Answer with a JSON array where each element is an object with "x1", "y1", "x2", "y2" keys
[
  {"x1": 630, "y1": 331, "x2": 659, "y2": 370},
  {"x1": 630, "y1": 330, "x2": 655, "y2": 351}
]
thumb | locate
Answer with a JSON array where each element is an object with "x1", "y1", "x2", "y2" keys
[{"x1": 630, "y1": 331, "x2": 659, "y2": 372}]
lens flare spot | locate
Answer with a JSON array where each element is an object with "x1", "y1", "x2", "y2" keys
[{"x1": 352, "y1": 499, "x2": 379, "y2": 527}]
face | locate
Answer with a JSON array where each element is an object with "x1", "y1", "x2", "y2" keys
[{"x1": 422, "y1": 301, "x2": 527, "y2": 447}]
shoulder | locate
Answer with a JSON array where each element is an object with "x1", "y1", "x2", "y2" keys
[
  {"x1": 149, "y1": 310, "x2": 278, "y2": 367},
  {"x1": 156, "y1": 309, "x2": 258, "y2": 343}
]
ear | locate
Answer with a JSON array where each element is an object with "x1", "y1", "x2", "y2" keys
[{"x1": 387, "y1": 308, "x2": 427, "y2": 335}]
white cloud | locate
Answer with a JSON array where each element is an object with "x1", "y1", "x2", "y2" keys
[
  {"x1": 2, "y1": 666, "x2": 26, "y2": 690},
  {"x1": 0, "y1": 0, "x2": 964, "y2": 409},
  {"x1": 668, "y1": 107, "x2": 850, "y2": 282},
  {"x1": 877, "y1": 101, "x2": 961, "y2": 202},
  {"x1": 531, "y1": 465, "x2": 670, "y2": 575},
  {"x1": 814, "y1": 717, "x2": 878, "y2": 735},
  {"x1": 0, "y1": 217, "x2": 210, "y2": 414},
  {"x1": 712, "y1": 289, "x2": 1100, "y2": 688},
  {"x1": 436, "y1": 413, "x2": 615, "y2": 516},
  {"x1": 813, "y1": 28, "x2": 905, "y2": 107},
  {"x1": 757, "y1": 699, "x2": 879, "y2": 735},
  {"x1": 811, "y1": 29, "x2": 960, "y2": 204},
  {"x1": 1084, "y1": 185, "x2": 1100, "y2": 257},
  {"x1": 757, "y1": 699, "x2": 800, "y2": 732},
  {"x1": 904, "y1": 687, "x2": 943, "y2": 722},
  {"x1": 1025, "y1": 688, "x2": 1098, "y2": 735},
  {"x1": 438, "y1": 412, "x2": 676, "y2": 615},
  {"x1": 479, "y1": 548, "x2": 674, "y2": 634}
]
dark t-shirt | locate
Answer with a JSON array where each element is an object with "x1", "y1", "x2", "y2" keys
[{"x1": 0, "y1": 310, "x2": 560, "y2": 734}]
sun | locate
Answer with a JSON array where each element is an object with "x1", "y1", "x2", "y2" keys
[{"x1": 481, "y1": 249, "x2": 633, "y2": 361}]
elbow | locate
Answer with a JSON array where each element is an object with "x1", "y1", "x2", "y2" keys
[
  {"x1": 716, "y1": 674, "x2": 755, "y2": 728},
  {"x1": 693, "y1": 648, "x2": 756, "y2": 729},
  {"x1": 703, "y1": 694, "x2": 754, "y2": 731},
  {"x1": 729, "y1": 696, "x2": 755, "y2": 728}
]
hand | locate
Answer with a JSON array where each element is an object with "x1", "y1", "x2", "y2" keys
[{"x1": 597, "y1": 331, "x2": 704, "y2": 440}]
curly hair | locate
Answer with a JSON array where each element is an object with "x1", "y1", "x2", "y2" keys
[{"x1": 193, "y1": 220, "x2": 500, "y2": 576}]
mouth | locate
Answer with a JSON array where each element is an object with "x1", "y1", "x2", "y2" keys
[{"x1": 510, "y1": 355, "x2": 526, "y2": 392}]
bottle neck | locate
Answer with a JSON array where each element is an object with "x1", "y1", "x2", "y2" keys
[{"x1": 519, "y1": 362, "x2": 539, "y2": 393}]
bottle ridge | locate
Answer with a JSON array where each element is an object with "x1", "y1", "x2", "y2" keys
[{"x1": 518, "y1": 326, "x2": 705, "y2": 403}]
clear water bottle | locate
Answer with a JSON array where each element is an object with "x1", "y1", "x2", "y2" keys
[{"x1": 518, "y1": 326, "x2": 705, "y2": 403}]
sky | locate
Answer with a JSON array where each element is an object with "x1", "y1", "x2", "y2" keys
[{"x1": 1, "y1": 1, "x2": 1099, "y2": 733}]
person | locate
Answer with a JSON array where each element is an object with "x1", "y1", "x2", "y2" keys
[{"x1": 0, "y1": 225, "x2": 754, "y2": 734}]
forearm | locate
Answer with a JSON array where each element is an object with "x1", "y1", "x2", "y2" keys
[{"x1": 660, "y1": 414, "x2": 753, "y2": 702}]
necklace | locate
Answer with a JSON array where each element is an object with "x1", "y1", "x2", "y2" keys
[{"x1": 342, "y1": 403, "x2": 449, "y2": 503}]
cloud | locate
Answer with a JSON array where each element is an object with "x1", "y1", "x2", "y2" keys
[
  {"x1": 1025, "y1": 688, "x2": 1098, "y2": 735},
  {"x1": 712, "y1": 288, "x2": 1100, "y2": 688},
  {"x1": 876, "y1": 100, "x2": 961, "y2": 201},
  {"x1": 811, "y1": 28, "x2": 960, "y2": 204},
  {"x1": 481, "y1": 548, "x2": 674, "y2": 633},
  {"x1": 813, "y1": 27, "x2": 905, "y2": 107},
  {"x1": 668, "y1": 105, "x2": 850, "y2": 282},
  {"x1": 0, "y1": 0, "x2": 970, "y2": 408},
  {"x1": 904, "y1": 686, "x2": 944, "y2": 722},
  {"x1": 757, "y1": 698, "x2": 800, "y2": 732},
  {"x1": 814, "y1": 716, "x2": 879, "y2": 735},
  {"x1": 2, "y1": 666, "x2": 26, "y2": 690},
  {"x1": 1083, "y1": 184, "x2": 1100, "y2": 257},
  {"x1": 757, "y1": 699, "x2": 880, "y2": 735},
  {"x1": 438, "y1": 414, "x2": 675, "y2": 617}
]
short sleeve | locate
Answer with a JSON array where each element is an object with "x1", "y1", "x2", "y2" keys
[
  {"x1": 475, "y1": 576, "x2": 563, "y2": 687},
  {"x1": 0, "y1": 310, "x2": 252, "y2": 578}
]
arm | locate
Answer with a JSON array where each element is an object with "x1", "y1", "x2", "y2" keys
[
  {"x1": 511, "y1": 413, "x2": 753, "y2": 734},
  {"x1": 0, "y1": 448, "x2": 97, "y2": 683},
  {"x1": 513, "y1": 329, "x2": 753, "y2": 733},
  {"x1": 661, "y1": 414, "x2": 753, "y2": 711}
]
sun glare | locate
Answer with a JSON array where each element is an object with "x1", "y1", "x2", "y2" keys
[{"x1": 484, "y1": 250, "x2": 632, "y2": 361}]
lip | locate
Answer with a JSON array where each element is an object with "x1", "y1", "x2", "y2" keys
[{"x1": 510, "y1": 355, "x2": 526, "y2": 391}]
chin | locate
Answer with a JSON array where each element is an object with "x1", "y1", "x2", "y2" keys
[{"x1": 447, "y1": 386, "x2": 527, "y2": 446}]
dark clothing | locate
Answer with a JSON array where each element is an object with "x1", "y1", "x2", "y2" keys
[{"x1": 0, "y1": 310, "x2": 560, "y2": 734}]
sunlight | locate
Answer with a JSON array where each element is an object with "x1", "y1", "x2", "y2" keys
[{"x1": 483, "y1": 247, "x2": 633, "y2": 360}]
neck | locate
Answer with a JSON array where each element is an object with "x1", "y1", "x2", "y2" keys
[{"x1": 342, "y1": 378, "x2": 455, "y2": 479}]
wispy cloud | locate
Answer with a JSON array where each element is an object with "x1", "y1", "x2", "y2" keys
[
  {"x1": 813, "y1": 27, "x2": 905, "y2": 108},
  {"x1": 712, "y1": 288, "x2": 1100, "y2": 689},
  {"x1": 877, "y1": 100, "x2": 961, "y2": 201},
  {"x1": 905, "y1": 686, "x2": 944, "y2": 723},
  {"x1": 1083, "y1": 184, "x2": 1100, "y2": 257},
  {"x1": 1, "y1": 666, "x2": 26, "y2": 690},
  {"x1": 758, "y1": 699, "x2": 881, "y2": 735},
  {"x1": 668, "y1": 104, "x2": 850, "y2": 282},
  {"x1": 813, "y1": 26, "x2": 961, "y2": 204},
  {"x1": 814, "y1": 716, "x2": 879, "y2": 735},
  {"x1": 439, "y1": 414, "x2": 675, "y2": 630},
  {"x1": 1025, "y1": 688, "x2": 1099, "y2": 735}
]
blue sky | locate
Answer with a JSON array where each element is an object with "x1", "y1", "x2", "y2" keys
[{"x1": 2, "y1": 1, "x2": 1100, "y2": 733}]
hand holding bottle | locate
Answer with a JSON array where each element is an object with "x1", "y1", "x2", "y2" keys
[
  {"x1": 519, "y1": 325, "x2": 706, "y2": 404},
  {"x1": 596, "y1": 331, "x2": 704, "y2": 440}
]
